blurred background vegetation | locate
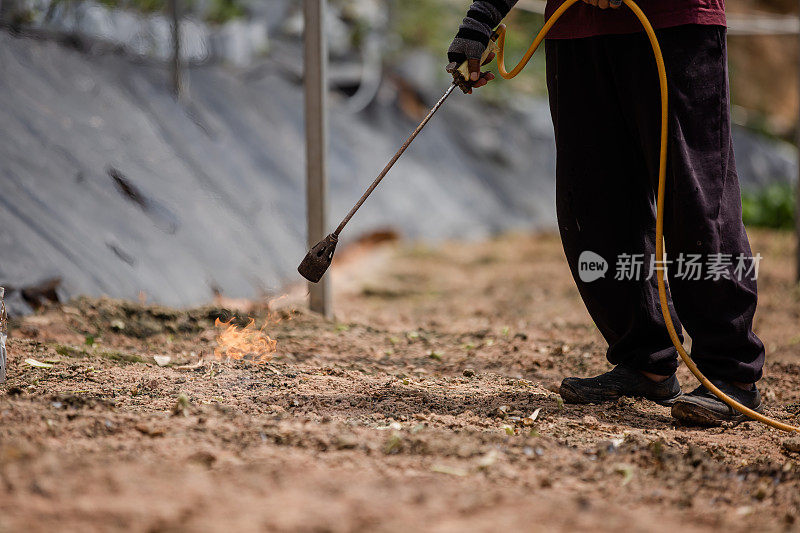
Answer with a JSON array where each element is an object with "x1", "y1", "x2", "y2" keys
[
  {"x1": 52, "y1": 0, "x2": 245, "y2": 24},
  {"x1": 0, "y1": 0, "x2": 246, "y2": 26},
  {"x1": 742, "y1": 183, "x2": 796, "y2": 230}
]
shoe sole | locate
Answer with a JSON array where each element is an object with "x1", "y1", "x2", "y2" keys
[
  {"x1": 671, "y1": 399, "x2": 763, "y2": 427},
  {"x1": 652, "y1": 392, "x2": 682, "y2": 407},
  {"x1": 559, "y1": 381, "x2": 681, "y2": 407}
]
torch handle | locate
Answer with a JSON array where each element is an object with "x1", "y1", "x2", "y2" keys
[
  {"x1": 333, "y1": 83, "x2": 457, "y2": 236},
  {"x1": 332, "y1": 27, "x2": 502, "y2": 237}
]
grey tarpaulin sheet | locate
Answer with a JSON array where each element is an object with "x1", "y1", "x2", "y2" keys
[{"x1": 0, "y1": 32, "x2": 794, "y2": 314}]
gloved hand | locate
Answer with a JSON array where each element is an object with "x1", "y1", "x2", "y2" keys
[{"x1": 447, "y1": 0, "x2": 518, "y2": 92}]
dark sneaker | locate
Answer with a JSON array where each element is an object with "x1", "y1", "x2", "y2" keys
[
  {"x1": 671, "y1": 381, "x2": 762, "y2": 426},
  {"x1": 559, "y1": 365, "x2": 682, "y2": 406}
]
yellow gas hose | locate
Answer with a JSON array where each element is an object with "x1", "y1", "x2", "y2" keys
[{"x1": 492, "y1": 0, "x2": 799, "y2": 432}]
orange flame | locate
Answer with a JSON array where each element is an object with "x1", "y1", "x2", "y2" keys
[{"x1": 214, "y1": 317, "x2": 277, "y2": 364}]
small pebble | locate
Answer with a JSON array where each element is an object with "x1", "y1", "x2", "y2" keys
[
  {"x1": 783, "y1": 437, "x2": 800, "y2": 454},
  {"x1": 582, "y1": 415, "x2": 599, "y2": 428}
]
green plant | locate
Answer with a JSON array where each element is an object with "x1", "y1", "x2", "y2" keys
[
  {"x1": 49, "y1": 0, "x2": 243, "y2": 23},
  {"x1": 97, "y1": 0, "x2": 167, "y2": 13},
  {"x1": 741, "y1": 182, "x2": 796, "y2": 230},
  {"x1": 205, "y1": 0, "x2": 245, "y2": 25}
]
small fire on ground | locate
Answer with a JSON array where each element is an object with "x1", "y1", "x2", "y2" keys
[{"x1": 214, "y1": 317, "x2": 277, "y2": 364}]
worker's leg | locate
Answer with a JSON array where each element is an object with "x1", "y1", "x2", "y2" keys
[
  {"x1": 612, "y1": 25, "x2": 765, "y2": 386},
  {"x1": 545, "y1": 37, "x2": 682, "y2": 379}
]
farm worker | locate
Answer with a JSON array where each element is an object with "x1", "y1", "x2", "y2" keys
[{"x1": 448, "y1": 0, "x2": 765, "y2": 425}]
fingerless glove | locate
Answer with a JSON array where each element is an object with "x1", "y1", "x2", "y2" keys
[{"x1": 447, "y1": 0, "x2": 518, "y2": 64}]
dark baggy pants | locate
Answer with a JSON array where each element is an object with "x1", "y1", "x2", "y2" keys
[{"x1": 545, "y1": 24, "x2": 765, "y2": 383}]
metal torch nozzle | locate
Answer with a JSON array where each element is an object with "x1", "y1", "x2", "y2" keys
[{"x1": 297, "y1": 233, "x2": 339, "y2": 283}]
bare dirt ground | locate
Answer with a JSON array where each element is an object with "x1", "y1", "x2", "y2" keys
[{"x1": 2, "y1": 230, "x2": 800, "y2": 532}]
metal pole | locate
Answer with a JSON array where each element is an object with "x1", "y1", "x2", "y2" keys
[
  {"x1": 797, "y1": 1, "x2": 800, "y2": 282},
  {"x1": 169, "y1": 0, "x2": 183, "y2": 98},
  {"x1": 304, "y1": 0, "x2": 332, "y2": 317},
  {"x1": 0, "y1": 0, "x2": 15, "y2": 26}
]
